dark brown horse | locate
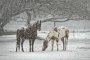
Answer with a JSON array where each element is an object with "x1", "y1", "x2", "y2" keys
[{"x1": 16, "y1": 20, "x2": 41, "y2": 52}]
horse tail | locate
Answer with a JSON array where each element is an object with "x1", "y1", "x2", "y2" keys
[{"x1": 16, "y1": 29, "x2": 21, "y2": 52}]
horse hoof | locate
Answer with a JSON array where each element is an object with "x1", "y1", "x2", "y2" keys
[
  {"x1": 57, "y1": 49, "x2": 59, "y2": 51},
  {"x1": 22, "y1": 50, "x2": 24, "y2": 52},
  {"x1": 32, "y1": 50, "x2": 34, "y2": 52}
]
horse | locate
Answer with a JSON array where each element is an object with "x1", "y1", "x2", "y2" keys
[
  {"x1": 42, "y1": 27, "x2": 69, "y2": 51},
  {"x1": 16, "y1": 20, "x2": 41, "y2": 52},
  {"x1": 58, "y1": 27, "x2": 69, "y2": 51}
]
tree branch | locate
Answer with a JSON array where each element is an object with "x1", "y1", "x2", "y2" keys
[{"x1": 41, "y1": 17, "x2": 89, "y2": 23}]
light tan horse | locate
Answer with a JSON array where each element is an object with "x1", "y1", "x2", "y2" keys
[
  {"x1": 58, "y1": 27, "x2": 69, "y2": 51},
  {"x1": 42, "y1": 27, "x2": 69, "y2": 51}
]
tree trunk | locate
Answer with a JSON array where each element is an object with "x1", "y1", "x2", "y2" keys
[
  {"x1": 26, "y1": 10, "x2": 31, "y2": 27},
  {"x1": 0, "y1": 26, "x2": 3, "y2": 31},
  {"x1": 0, "y1": 16, "x2": 10, "y2": 33},
  {"x1": 0, "y1": 25, "x2": 4, "y2": 35}
]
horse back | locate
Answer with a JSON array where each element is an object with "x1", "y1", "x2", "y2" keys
[
  {"x1": 24, "y1": 28, "x2": 37, "y2": 39},
  {"x1": 48, "y1": 30, "x2": 59, "y2": 39},
  {"x1": 58, "y1": 28, "x2": 69, "y2": 39}
]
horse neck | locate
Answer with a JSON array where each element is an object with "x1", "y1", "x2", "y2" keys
[{"x1": 31, "y1": 25, "x2": 38, "y2": 32}]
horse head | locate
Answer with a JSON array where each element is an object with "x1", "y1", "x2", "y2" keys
[
  {"x1": 36, "y1": 20, "x2": 41, "y2": 31},
  {"x1": 42, "y1": 40, "x2": 48, "y2": 51},
  {"x1": 54, "y1": 27, "x2": 58, "y2": 32}
]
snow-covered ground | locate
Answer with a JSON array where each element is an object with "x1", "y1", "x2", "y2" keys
[{"x1": 0, "y1": 31, "x2": 90, "y2": 60}]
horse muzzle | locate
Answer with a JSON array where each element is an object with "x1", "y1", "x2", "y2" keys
[{"x1": 42, "y1": 47, "x2": 45, "y2": 51}]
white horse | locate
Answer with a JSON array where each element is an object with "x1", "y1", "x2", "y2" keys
[{"x1": 42, "y1": 26, "x2": 69, "y2": 51}]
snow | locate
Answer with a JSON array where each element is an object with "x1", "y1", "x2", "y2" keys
[{"x1": 0, "y1": 31, "x2": 90, "y2": 60}]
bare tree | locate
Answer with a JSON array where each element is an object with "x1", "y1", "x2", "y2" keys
[{"x1": 0, "y1": 0, "x2": 90, "y2": 33}]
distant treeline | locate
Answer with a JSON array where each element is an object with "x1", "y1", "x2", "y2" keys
[
  {"x1": 0, "y1": 31, "x2": 16, "y2": 36},
  {"x1": 71, "y1": 31, "x2": 90, "y2": 33}
]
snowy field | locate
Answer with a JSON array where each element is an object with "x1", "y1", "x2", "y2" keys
[{"x1": 0, "y1": 31, "x2": 90, "y2": 60}]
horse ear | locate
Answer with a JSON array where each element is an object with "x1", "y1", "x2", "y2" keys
[{"x1": 40, "y1": 20, "x2": 41, "y2": 24}]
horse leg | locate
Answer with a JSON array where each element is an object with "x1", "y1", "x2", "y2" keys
[
  {"x1": 29, "y1": 40, "x2": 31, "y2": 52},
  {"x1": 21, "y1": 38, "x2": 25, "y2": 52},
  {"x1": 32, "y1": 39, "x2": 35, "y2": 52},
  {"x1": 64, "y1": 37, "x2": 67, "y2": 51},
  {"x1": 16, "y1": 38, "x2": 20, "y2": 52},
  {"x1": 65, "y1": 32, "x2": 69, "y2": 50},
  {"x1": 65, "y1": 37, "x2": 68, "y2": 51},
  {"x1": 16, "y1": 40, "x2": 18, "y2": 52},
  {"x1": 56, "y1": 39, "x2": 59, "y2": 51},
  {"x1": 51, "y1": 40, "x2": 54, "y2": 51},
  {"x1": 61, "y1": 37, "x2": 65, "y2": 51},
  {"x1": 64, "y1": 39, "x2": 66, "y2": 51}
]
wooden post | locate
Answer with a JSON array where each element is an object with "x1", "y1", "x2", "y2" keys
[{"x1": 54, "y1": 21, "x2": 56, "y2": 27}]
